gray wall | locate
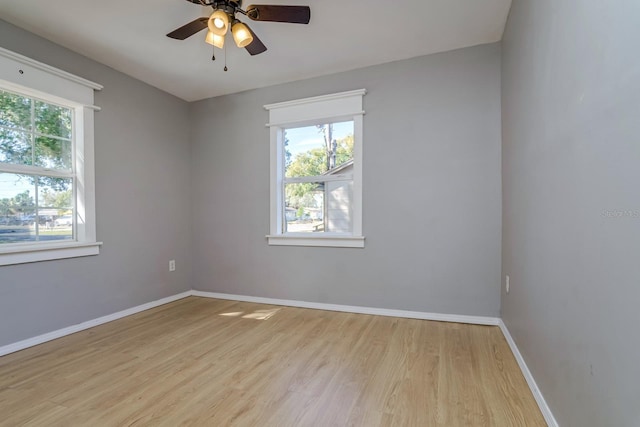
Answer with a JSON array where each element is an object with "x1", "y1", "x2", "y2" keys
[
  {"x1": 191, "y1": 43, "x2": 503, "y2": 316},
  {"x1": 501, "y1": 1, "x2": 640, "y2": 425},
  {"x1": 0, "y1": 20, "x2": 192, "y2": 347}
]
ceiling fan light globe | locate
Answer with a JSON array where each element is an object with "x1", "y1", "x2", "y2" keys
[
  {"x1": 205, "y1": 31, "x2": 225, "y2": 49},
  {"x1": 232, "y1": 22, "x2": 253, "y2": 48},
  {"x1": 208, "y1": 10, "x2": 229, "y2": 36}
]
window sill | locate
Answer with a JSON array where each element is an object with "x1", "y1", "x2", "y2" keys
[
  {"x1": 267, "y1": 234, "x2": 365, "y2": 248},
  {"x1": 0, "y1": 241, "x2": 102, "y2": 266}
]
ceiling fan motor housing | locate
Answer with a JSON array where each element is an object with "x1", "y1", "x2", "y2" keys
[
  {"x1": 215, "y1": 1, "x2": 241, "y2": 16},
  {"x1": 186, "y1": 0, "x2": 242, "y2": 14}
]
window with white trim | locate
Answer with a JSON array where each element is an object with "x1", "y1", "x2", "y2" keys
[
  {"x1": 0, "y1": 47, "x2": 101, "y2": 266},
  {"x1": 265, "y1": 89, "x2": 365, "y2": 248}
]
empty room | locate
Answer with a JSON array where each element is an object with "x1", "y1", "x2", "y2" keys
[{"x1": 0, "y1": 0, "x2": 638, "y2": 425}]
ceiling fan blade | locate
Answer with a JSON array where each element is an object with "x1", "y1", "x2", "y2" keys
[
  {"x1": 245, "y1": 25, "x2": 267, "y2": 56},
  {"x1": 166, "y1": 17, "x2": 209, "y2": 40},
  {"x1": 246, "y1": 5, "x2": 311, "y2": 24}
]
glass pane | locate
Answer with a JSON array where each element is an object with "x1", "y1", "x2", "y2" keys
[
  {"x1": 0, "y1": 89, "x2": 32, "y2": 131},
  {"x1": 0, "y1": 173, "x2": 37, "y2": 244},
  {"x1": 34, "y1": 100, "x2": 72, "y2": 139},
  {"x1": 0, "y1": 128, "x2": 32, "y2": 166},
  {"x1": 38, "y1": 177, "x2": 73, "y2": 242},
  {"x1": 284, "y1": 121, "x2": 354, "y2": 178},
  {"x1": 284, "y1": 182, "x2": 324, "y2": 233},
  {"x1": 284, "y1": 180, "x2": 354, "y2": 233},
  {"x1": 35, "y1": 136, "x2": 72, "y2": 170},
  {"x1": 325, "y1": 180, "x2": 353, "y2": 233}
]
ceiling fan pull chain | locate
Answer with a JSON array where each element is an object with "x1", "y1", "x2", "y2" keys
[
  {"x1": 224, "y1": 40, "x2": 228, "y2": 71},
  {"x1": 212, "y1": 44, "x2": 216, "y2": 61}
]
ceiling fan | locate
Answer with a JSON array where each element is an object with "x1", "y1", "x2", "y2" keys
[{"x1": 167, "y1": 0, "x2": 311, "y2": 60}]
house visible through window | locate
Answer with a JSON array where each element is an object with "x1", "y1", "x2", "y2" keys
[
  {"x1": 284, "y1": 120, "x2": 354, "y2": 233},
  {"x1": 266, "y1": 89, "x2": 365, "y2": 248}
]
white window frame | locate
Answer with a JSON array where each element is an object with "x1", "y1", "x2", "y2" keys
[
  {"x1": 0, "y1": 47, "x2": 102, "y2": 266},
  {"x1": 265, "y1": 89, "x2": 366, "y2": 248}
]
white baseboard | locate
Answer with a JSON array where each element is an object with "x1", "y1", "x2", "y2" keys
[
  {"x1": 0, "y1": 290, "x2": 192, "y2": 357},
  {"x1": 498, "y1": 320, "x2": 558, "y2": 427},
  {"x1": 191, "y1": 290, "x2": 501, "y2": 326},
  {"x1": 0, "y1": 290, "x2": 498, "y2": 357},
  {"x1": 0, "y1": 288, "x2": 557, "y2": 427}
]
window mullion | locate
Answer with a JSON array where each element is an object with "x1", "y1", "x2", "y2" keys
[
  {"x1": 31, "y1": 97, "x2": 39, "y2": 241},
  {"x1": 34, "y1": 175, "x2": 39, "y2": 241},
  {"x1": 33, "y1": 132, "x2": 72, "y2": 143},
  {"x1": 284, "y1": 175, "x2": 352, "y2": 184},
  {"x1": 30, "y1": 98, "x2": 35, "y2": 167},
  {"x1": 0, "y1": 164, "x2": 74, "y2": 178}
]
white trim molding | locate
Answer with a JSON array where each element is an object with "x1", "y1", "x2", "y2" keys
[
  {"x1": 264, "y1": 89, "x2": 366, "y2": 127},
  {"x1": 0, "y1": 291, "x2": 191, "y2": 357},
  {"x1": 498, "y1": 320, "x2": 559, "y2": 427},
  {"x1": 0, "y1": 290, "x2": 499, "y2": 357},
  {"x1": 266, "y1": 234, "x2": 365, "y2": 248},
  {"x1": 191, "y1": 290, "x2": 500, "y2": 326},
  {"x1": 0, "y1": 47, "x2": 101, "y2": 265},
  {"x1": 0, "y1": 241, "x2": 102, "y2": 266},
  {"x1": 0, "y1": 46, "x2": 103, "y2": 91},
  {"x1": 266, "y1": 89, "x2": 366, "y2": 247}
]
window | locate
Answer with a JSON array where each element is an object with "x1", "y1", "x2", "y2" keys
[
  {"x1": 265, "y1": 89, "x2": 365, "y2": 248},
  {"x1": 0, "y1": 47, "x2": 101, "y2": 265}
]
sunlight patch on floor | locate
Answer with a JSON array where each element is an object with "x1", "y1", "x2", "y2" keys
[{"x1": 219, "y1": 308, "x2": 281, "y2": 320}]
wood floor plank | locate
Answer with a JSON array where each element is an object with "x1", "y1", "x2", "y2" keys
[{"x1": 0, "y1": 297, "x2": 546, "y2": 426}]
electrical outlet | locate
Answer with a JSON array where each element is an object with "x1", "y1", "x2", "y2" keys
[
  {"x1": 169, "y1": 260, "x2": 176, "y2": 272},
  {"x1": 505, "y1": 275, "x2": 510, "y2": 294}
]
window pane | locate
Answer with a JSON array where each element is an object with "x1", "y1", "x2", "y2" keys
[
  {"x1": 284, "y1": 180, "x2": 353, "y2": 233},
  {"x1": 0, "y1": 173, "x2": 37, "y2": 244},
  {"x1": 284, "y1": 121, "x2": 354, "y2": 178},
  {"x1": 325, "y1": 180, "x2": 353, "y2": 233},
  {"x1": 284, "y1": 182, "x2": 324, "y2": 233},
  {"x1": 35, "y1": 136, "x2": 72, "y2": 170},
  {"x1": 0, "y1": 128, "x2": 32, "y2": 166},
  {"x1": 34, "y1": 100, "x2": 72, "y2": 139},
  {"x1": 38, "y1": 177, "x2": 73, "y2": 242},
  {"x1": 0, "y1": 89, "x2": 32, "y2": 131}
]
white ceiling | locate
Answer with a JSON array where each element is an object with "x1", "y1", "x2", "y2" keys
[{"x1": 0, "y1": 0, "x2": 512, "y2": 102}]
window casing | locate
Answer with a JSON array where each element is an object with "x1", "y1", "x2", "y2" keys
[
  {"x1": 0, "y1": 47, "x2": 101, "y2": 265},
  {"x1": 265, "y1": 89, "x2": 365, "y2": 248}
]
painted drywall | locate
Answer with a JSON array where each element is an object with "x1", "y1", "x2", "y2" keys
[
  {"x1": 501, "y1": 1, "x2": 640, "y2": 425},
  {"x1": 190, "y1": 43, "x2": 502, "y2": 316},
  {"x1": 0, "y1": 20, "x2": 192, "y2": 347}
]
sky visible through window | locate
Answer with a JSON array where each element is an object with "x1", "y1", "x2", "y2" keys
[
  {"x1": 285, "y1": 121, "x2": 352, "y2": 158},
  {"x1": 0, "y1": 174, "x2": 32, "y2": 199}
]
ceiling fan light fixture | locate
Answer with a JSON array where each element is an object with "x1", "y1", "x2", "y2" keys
[
  {"x1": 205, "y1": 30, "x2": 225, "y2": 49},
  {"x1": 232, "y1": 21, "x2": 253, "y2": 48},
  {"x1": 208, "y1": 10, "x2": 229, "y2": 36},
  {"x1": 167, "y1": 3, "x2": 310, "y2": 61}
]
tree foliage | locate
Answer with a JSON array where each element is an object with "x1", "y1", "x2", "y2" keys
[
  {"x1": 0, "y1": 187, "x2": 70, "y2": 218},
  {"x1": 0, "y1": 89, "x2": 72, "y2": 191},
  {"x1": 284, "y1": 132, "x2": 354, "y2": 210},
  {"x1": 0, "y1": 190, "x2": 35, "y2": 216},
  {"x1": 40, "y1": 188, "x2": 73, "y2": 209},
  {"x1": 285, "y1": 134, "x2": 354, "y2": 179}
]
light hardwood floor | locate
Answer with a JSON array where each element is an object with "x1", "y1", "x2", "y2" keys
[{"x1": 0, "y1": 297, "x2": 546, "y2": 426}]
